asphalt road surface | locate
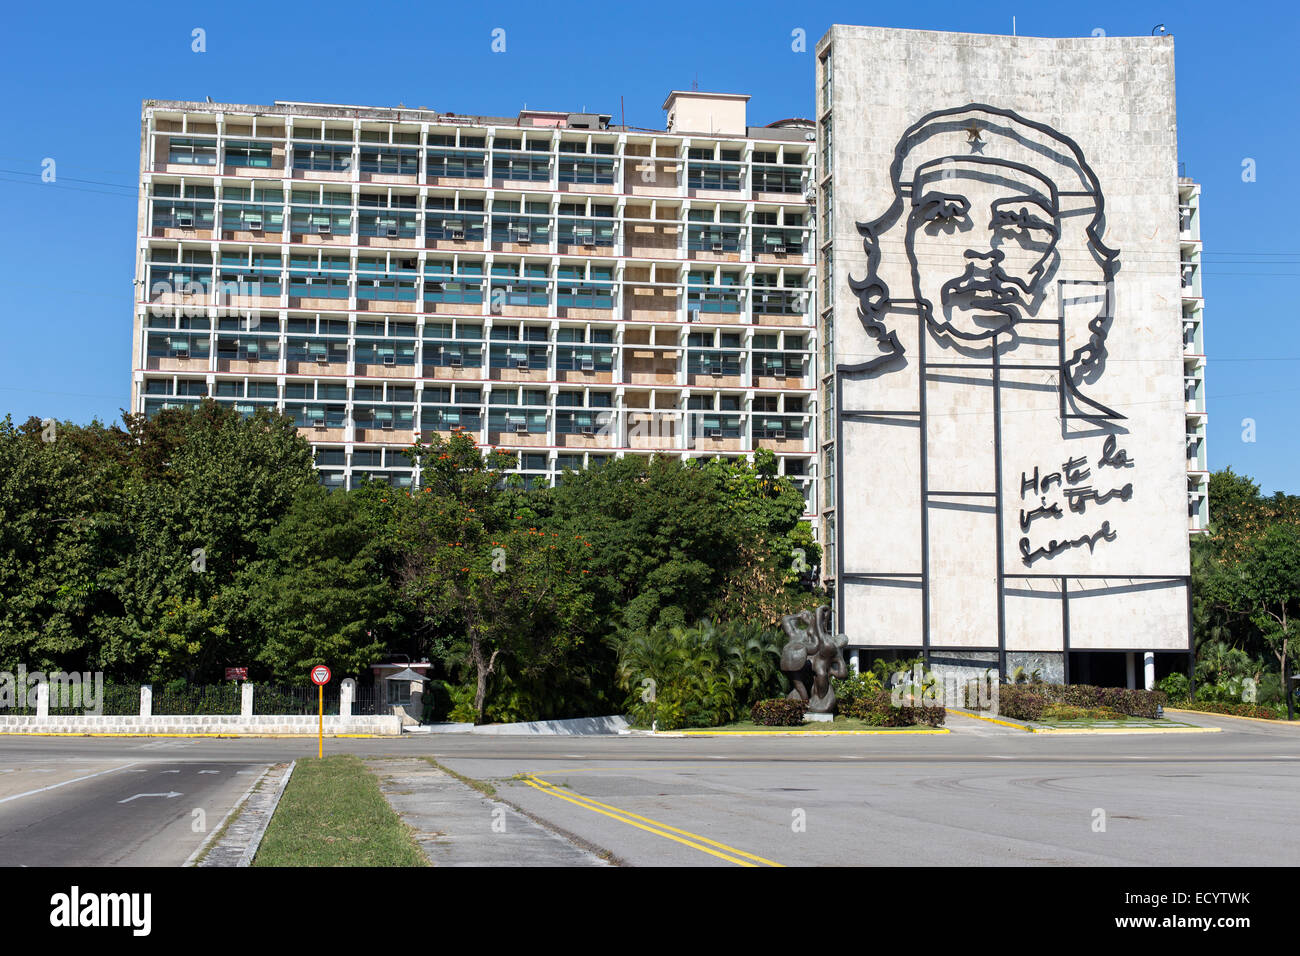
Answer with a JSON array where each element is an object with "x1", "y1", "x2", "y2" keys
[{"x1": 1, "y1": 711, "x2": 1296, "y2": 866}]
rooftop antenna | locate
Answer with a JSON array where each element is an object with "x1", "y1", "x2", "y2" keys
[
  {"x1": 692, "y1": 73, "x2": 699, "y2": 91},
  {"x1": 1012, "y1": 16, "x2": 1016, "y2": 35}
]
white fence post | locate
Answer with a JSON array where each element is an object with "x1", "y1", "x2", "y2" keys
[
  {"x1": 241, "y1": 682, "x2": 254, "y2": 717},
  {"x1": 140, "y1": 685, "x2": 152, "y2": 717},
  {"x1": 340, "y1": 679, "x2": 355, "y2": 718},
  {"x1": 35, "y1": 681, "x2": 49, "y2": 718}
]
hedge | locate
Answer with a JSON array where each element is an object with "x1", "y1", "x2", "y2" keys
[
  {"x1": 841, "y1": 690, "x2": 945, "y2": 727},
  {"x1": 1171, "y1": 700, "x2": 1283, "y2": 720},
  {"x1": 996, "y1": 685, "x2": 1046, "y2": 721},
  {"x1": 751, "y1": 698, "x2": 807, "y2": 726}
]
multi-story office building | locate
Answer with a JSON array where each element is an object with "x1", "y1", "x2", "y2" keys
[
  {"x1": 130, "y1": 93, "x2": 819, "y2": 523},
  {"x1": 1180, "y1": 178, "x2": 1209, "y2": 533}
]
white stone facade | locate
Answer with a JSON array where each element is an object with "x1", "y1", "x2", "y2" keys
[{"x1": 816, "y1": 26, "x2": 1192, "y2": 675}]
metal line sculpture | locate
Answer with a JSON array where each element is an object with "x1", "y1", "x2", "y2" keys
[{"x1": 779, "y1": 606, "x2": 848, "y2": 714}]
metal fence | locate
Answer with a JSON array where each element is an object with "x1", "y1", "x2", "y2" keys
[
  {"x1": 3, "y1": 681, "x2": 390, "y2": 717},
  {"x1": 254, "y1": 683, "x2": 341, "y2": 716}
]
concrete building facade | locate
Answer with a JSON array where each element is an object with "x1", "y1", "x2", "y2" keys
[
  {"x1": 130, "y1": 94, "x2": 820, "y2": 518},
  {"x1": 815, "y1": 26, "x2": 1198, "y2": 686}
]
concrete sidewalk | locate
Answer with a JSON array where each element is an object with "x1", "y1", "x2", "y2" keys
[{"x1": 363, "y1": 757, "x2": 611, "y2": 866}]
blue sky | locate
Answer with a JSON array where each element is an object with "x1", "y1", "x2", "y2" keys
[{"x1": 1, "y1": 0, "x2": 1295, "y2": 493}]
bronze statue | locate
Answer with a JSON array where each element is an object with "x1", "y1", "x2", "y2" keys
[{"x1": 780, "y1": 606, "x2": 848, "y2": 713}]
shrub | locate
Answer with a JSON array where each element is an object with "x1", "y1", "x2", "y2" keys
[
  {"x1": 751, "y1": 698, "x2": 807, "y2": 726},
  {"x1": 831, "y1": 669, "x2": 883, "y2": 711},
  {"x1": 1157, "y1": 672, "x2": 1190, "y2": 704},
  {"x1": 997, "y1": 685, "x2": 1046, "y2": 721},
  {"x1": 841, "y1": 689, "x2": 944, "y2": 726},
  {"x1": 1032, "y1": 683, "x2": 1165, "y2": 719},
  {"x1": 1175, "y1": 700, "x2": 1282, "y2": 719}
]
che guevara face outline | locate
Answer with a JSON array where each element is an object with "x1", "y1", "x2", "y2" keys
[{"x1": 904, "y1": 156, "x2": 1062, "y2": 342}]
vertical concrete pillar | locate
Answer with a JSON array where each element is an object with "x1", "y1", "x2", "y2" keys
[
  {"x1": 1126, "y1": 653, "x2": 1136, "y2": 690},
  {"x1": 140, "y1": 684, "x2": 152, "y2": 717},
  {"x1": 35, "y1": 681, "x2": 49, "y2": 718},
  {"x1": 1144, "y1": 652, "x2": 1156, "y2": 691},
  {"x1": 340, "y1": 679, "x2": 355, "y2": 718},
  {"x1": 850, "y1": 650, "x2": 861, "y2": 675},
  {"x1": 241, "y1": 683, "x2": 254, "y2": 717}
]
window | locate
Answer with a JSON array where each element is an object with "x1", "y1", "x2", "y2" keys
[
  {"x1": 167, "y1": 138, "x2": 217, "y2": 165},
  {"x1": 225, "y1": 140, "x2": 273, "y2": 168}
]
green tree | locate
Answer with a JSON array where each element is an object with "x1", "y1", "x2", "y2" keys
[
  {"x1": 240, "y1": 484, "x2": 396, "y2": 679},
  {"x1": 393, "y1": 432, "x2": 594, "y2": 722}
]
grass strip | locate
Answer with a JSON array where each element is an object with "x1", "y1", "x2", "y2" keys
[{"x1": 252, "y1": 754, "x2": 428, "y2": 867}]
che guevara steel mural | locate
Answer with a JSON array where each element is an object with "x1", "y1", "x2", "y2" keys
[{"x1": 833, "y1": 104, "x2": 1178, "y2": 670}]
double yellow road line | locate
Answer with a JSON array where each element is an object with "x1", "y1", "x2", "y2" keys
[{"x1": 522, "y1": 773, "x2": 783, "y2": 867}]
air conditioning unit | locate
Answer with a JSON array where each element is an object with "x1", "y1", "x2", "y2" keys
[
  {"x1": 317, "y1": 222, "x2": 332, "y2": 234},
  {"x1": 315, "y1": 354, "x2": 330, "y2": 364},
  {"x1": 710, "y1": 367, "x2": 723, "y2": 377},
  {"x1": 380, "y1": 421, "x2": 394, "y2": 430},
  {"x1": 312, "y1": 419, "x2": 326, "y2": 428},
  {"x1": 580, "y1": 359, "x2": 595, "y2": 371},
  {"x1": 176, "y1": 214, "x2": 193, "y2": 228},
  {"x1": 385, "y1": 226, "x2": 399, "y2": 238},
  {"x1": 773, "y1": 368, "x2": 787, "y2": 379},
  {"x1": 450, "y1": 229, "x2": 465, "y2": 240},
  {"x1": 245, "y1": 216, "x2": 263, "y2": 230},
  {"x1": 771, "y1": 430, "x2": 786, "y2": 440},
  {"x1": 688, "y1": 309, "x2": 700, "y2": 323},
  {"x1": 514, "y1": 358, "x2": 530, "y2": 369},
  {"x1": 711, "y1": 242, "x2": 725, "y2": 253},
  {"x1": 449, "y1": 356, "x2": 464, "y2": 368},
  {"x1": 705, "y1": 428, "x2": 722, "y2": 438},
  {"x1": 382, "y1": 355, "x2": 396, "y2": 366},
  {"x1": 580, "y1": 425, "x2": 595, "y2": 435},
  {"x1": 514, "y1": 422, "x2": 529, "y2": 433}
]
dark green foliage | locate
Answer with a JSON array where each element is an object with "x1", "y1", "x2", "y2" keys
[
  {"x1": 1171, "y1": 700, "x2": 1281, "y2": 719},
  {"x1": 1032, "y1": 683, "x2": 1165, "y2": 719},
  {"x1": 1157, "y1": 672, "x2": 1191, "y2": 704},
  {"x1": 615, "y1": 620, "x2": 787, "y2": 730},
  {"x1": 840, "y1": 689, "x2": 945, "y2": 726},
  {"x1": 751, "y1": 698, "x2": 806, "y2": 726}
]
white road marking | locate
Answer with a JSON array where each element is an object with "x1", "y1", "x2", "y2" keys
[
  {"x1": 0, "y1": 763, "x2": 138, "y2": 805},
  {"x1": 29, "y1": 769, "x2": 55, "y2": 774},
  {"x1": 198, "y1": 770, "x2": 219, "y2": 774},
  {"x1": 118, "y1": 791, "x2": 182, "y2": 804},
  {"x1": 159, "y1": 770, "x2": 180, "y2": 774}
]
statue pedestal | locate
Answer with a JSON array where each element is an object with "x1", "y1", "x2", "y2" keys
[{"x1": 803, "y1": 712, "x2": 833, "y2": 723}]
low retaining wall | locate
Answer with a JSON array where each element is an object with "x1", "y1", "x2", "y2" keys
[
  {"x1": 465, "y1": 715, "x2": 629, "y2": 736},
  {"x1": 0, "y1": 715, "x2": 403, "y2": 736}
]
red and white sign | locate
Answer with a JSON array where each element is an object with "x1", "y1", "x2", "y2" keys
[
  {"x1": 310, "y1": 665, "x2": 332, "y2": 686},
  {"x1": 225, "y1": 667, "x2": 248, "y2": 681}
]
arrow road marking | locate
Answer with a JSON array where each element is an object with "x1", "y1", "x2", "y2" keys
[
  {"x1": 0, "y1": 764, "x2": 138, "y2": 805},
  {"x1": 118, "y1": 791, "x2": 183, "y2": 803}
]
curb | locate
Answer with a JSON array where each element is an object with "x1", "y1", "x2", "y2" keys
[
  {"x1": 192, "y1": 761, "x2": 296, "y2": 867},
  {"x1": 948, "y1": 708, "x2": 1033, "y2": 731},
  {"x1": 184, "y1": 765, "x2": 272, "y2": 867},
  {"x1": 0, "y1": 738, "x2": 384, "y2": 743},
  {"x1": 239, "y1": 760, "x2": 295, "y2": 867},
  {"x1": 1164, "y1": 707, "x2": 1297, "y2": 727},
  {"x1": 1027, "y1": 725, "x2": 1221, "y2": 735},
  {"x1": 679, "y1": 727, "x2": 950, "y2": 736}
]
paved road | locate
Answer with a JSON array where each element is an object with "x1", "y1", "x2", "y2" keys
[
  {"x1": 0, "y1": 712, "x2": 1295, "y2": 866},
  {"x1": 0, "y1": 739, "x2": 269, "y2": 866}
]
